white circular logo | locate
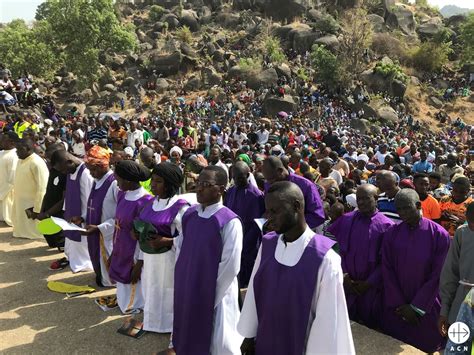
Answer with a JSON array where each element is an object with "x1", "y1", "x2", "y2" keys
[{"x1": 448, "y1": 322, "x2": 471, "y2": 345}]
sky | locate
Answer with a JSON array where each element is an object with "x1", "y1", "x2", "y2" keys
[{"x1": 0, "y1": 0, "x2": 473, "y2": 23}]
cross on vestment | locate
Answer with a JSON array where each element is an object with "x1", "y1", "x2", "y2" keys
[
  {"x1": 113, "y1": 219, "x2": 121, "y2": 244},
  {"x1": 87, "y1": 202, "x2": 95, "y2": 223}
]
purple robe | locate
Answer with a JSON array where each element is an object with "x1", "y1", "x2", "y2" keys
[
  {"x1": 382, "y1": 217, "x2": 450, "y2": 353},
  {"x1": 265, "y1": 172, "x2": 325, "y2": 228},
  {"x1": 328, "y1": 210, "x2": 394, "y2": 328},
  {"x1": 109, "y1": 191, "x2": 152, "y2": 284},
  {"x1": 63, "y1": 164, "x2": 86, "y2": 242},
  {"x1": 138, "y1": 198, "x2": 189, "y2": 239},
  {"x1": 86, "y1": 173, "x2": 115, "y2": 278},
  {"x1": 224, "y1": 183, "x2": 265, "y2": 287},
  {"x1": 254, "y1": 232, "x2": 335, "y2": 355},
  {"x1": 173, "y1": 205, "x2": 238, "y2": 355}
]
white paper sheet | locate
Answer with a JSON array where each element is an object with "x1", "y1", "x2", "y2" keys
[
  {"x1": 51, "y1": 216, "x2": 87, "y2": 232},
  {"x1": 254, "y1": 218, "x2": 267, "y2": 232}
]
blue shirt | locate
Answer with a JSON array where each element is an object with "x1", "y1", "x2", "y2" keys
[{"x1": 412, "y1": 160, "x2": 433, "y2": 173}]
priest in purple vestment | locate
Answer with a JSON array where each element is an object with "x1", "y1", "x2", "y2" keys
[
  {"x1": 224, "y1": 161, "x2": 265, "y2": 287},
  {"x1": 381, "y1": 188, "x2": 450, "y2": 353},
  {"x1": 262, "y1": 156, "x2": 325, "y2": 230},
  {"x1": 109, "y1": 160, "x2": 152, "y2": 314},
  {"x1": 164, "y1": 165, "x2": 243, "y2": 355},
  {"x1": 328, "y1": 184, "x2": 394, "y2": 329},
  {"x1": 238, "y1": 181, "x2": 355, "y2": 354}
]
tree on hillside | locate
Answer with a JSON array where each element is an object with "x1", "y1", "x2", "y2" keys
[
  {"x1": 0, "y1": 20, "x2": 61, "y2": 80},
  {"x1": 310, "y1": 44, "x2": 341, "y2": 90},
  {"x1": 338, "y1": 7, "x2": 373, "y2": 83},
  {"x1": 459, "y1": 13, "x2": 474, "y2": 63},
  {"x1": 40, "y1": 0, "x2": 136, "y2": 86}
]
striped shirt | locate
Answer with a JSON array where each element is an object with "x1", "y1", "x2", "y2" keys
[{"x1": 377, "y1": 193, "x2": 401, "y2": 222}]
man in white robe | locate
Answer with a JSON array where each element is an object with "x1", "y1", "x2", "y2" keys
[
  {"x1": 12, "y1": 138, "x2": 49, "y2": 239},
  {"x1": 238, "y1": 181, "x2": 355, "y2": 355},
  {"x1": 0, "y1": 132, "x2": 18, "y2": 226}
]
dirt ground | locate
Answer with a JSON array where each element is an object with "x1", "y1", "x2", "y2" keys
[{"x1": 0, "y1": 224, "x2": 429, "y2": 354}]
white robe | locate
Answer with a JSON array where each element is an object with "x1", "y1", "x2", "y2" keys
[
  {"x1": 116, "y1": 188, "x2": 149, "y2": 314},
  {"x1": 0, "y1": 148, "x2": 18, "y2": 226},
  {"x1": 93, "y1": 170, "x2": 119, "y2": 287},
  {"x1": 142, "y1": 195, "x2": 189, "y2": 332},
  {"x1": 12, "y1": 153, "x2": 49, "y2": 239},
  {"x1": 64, "y1": 163, "x2": 94, "y2": 273},
  {"x1": 238, "y1": 226, "x2": 355, "y2": 355},
  {"x1": 174, "y1": 202, "x2": 243, "y2": 355}
]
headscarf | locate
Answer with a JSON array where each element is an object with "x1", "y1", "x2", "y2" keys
[
  {"x1": 115, "y1": 160, "x2": 151, "y2": 182},
  {"x1": 84, "y1": 145, "x2": 110, "y2": 168},
  {"x1": 170, "y1": 146, "x2": 183, "y2": 158},
  {"x1": 237, "y1": 153, "x2": 251, "y2": 165},
  {"x1": 152, "y1": 162, "x2": 184, "y2": 197}
]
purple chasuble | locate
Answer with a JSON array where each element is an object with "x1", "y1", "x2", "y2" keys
[
  {"x1": 381, "y1": 218, "x2": 450, "y2": 353},
  {"x1": 224, "y1": 183, "x2": 265, "y2": 286},
  {"x1": 86, "y1": 173, "x2": 115, "y2": 276},
  {"x1": 109, "y1": 191, "x2": 152, "y2": 284},
  {"x1": 328, "y1": 210, "x2": 394, "y2": 328},
  {"x1": 254, "y1": 232, "x2": 335, "y2": 355},
  {"x1": 63, "y1": 164, "x2": 86, "y2": 242},
  {"x1": 138, "y1": 198, "x2": 189, "y2": 238},
  {"x1": 265, "y1": 173, "x2": 325, "y2": 229},
  {"x1": 173, "y1": 205, "x2": 238, "y2": 355}
]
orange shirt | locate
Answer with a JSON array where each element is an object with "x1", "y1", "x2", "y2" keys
[
  {"x1": 439, "y1": 196, "x2": 473, "y2": 236},
  {"x1": 420, "y1": 194, "x2": 441, "y2": 220}
]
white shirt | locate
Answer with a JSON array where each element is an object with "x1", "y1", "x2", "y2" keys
[
  {"x1": 127, "y1": 129, "x2": 143, "y2": 147},
  {"x1": 257, "y1": 130, "x2": 269, "y2": 145},
  {"x1": 233, "y1": 132, "x2": 248, "y2": 147},
  {"x1": 238, "y1": 227, "x2": 355, "y2": 355},
  {"x1": 329, "y1": 169, "x2": 343, "y2": 186},
  {"x1": 374, "y1": 151, "x2": 388, "y2": 165},
  {"x1": 72, "y1": 141, "x2": 86, "y2": 158}
]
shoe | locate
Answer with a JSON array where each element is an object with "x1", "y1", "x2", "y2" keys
[{"x1": 49, "y1": 257, "x2": 69, "y2": 271}]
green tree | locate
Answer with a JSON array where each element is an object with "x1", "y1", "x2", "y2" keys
[
  {"x1": 411, "y1": 41, "x2": 452, "y2": 72},
  {"x1": 459, "y1": 13, "x2": 474, "y2": 63},
  {"x1": 41, "y1": 0, "x2": 136, "y2": 86},
  {"x1": 310, "y1": 44, "x2": 341, "y2": 89},
  {"x1": 149, "y1": 5, "x2": 165, "y2": 22},
  {"x1": 264, "y1": 37, "x2": 286, "y2": 65},
  {"x1": 0, "y1": 20, "x2": 61, "y2": 80}
]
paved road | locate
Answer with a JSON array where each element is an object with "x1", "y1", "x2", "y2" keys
[{"x1": 0, "y1": 225, "x2": 427, "y2": 354}]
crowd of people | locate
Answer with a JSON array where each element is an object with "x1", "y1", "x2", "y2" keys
[{"x1": 0, "y1": 67, "x2": 474, "y2": 354}]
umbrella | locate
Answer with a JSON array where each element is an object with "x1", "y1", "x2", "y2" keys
[
  {"x1": 277, "y1": 111, "x2": 288, "y2": 118},
  {"x1": 177, "y1": 97, "x2": 186, "y2": 103}
]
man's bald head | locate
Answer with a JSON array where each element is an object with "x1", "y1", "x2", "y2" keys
[
  {"x1": 267, "y1": 181, "x2": 305, "y2": 210},
  {"x1": 395, "y1": 188, "x2": 422, "y2": 226},
  {"x1": 262, "y1": 156, "x2": 288, "y2": 185},
  {"x1": 51, "y1": 149, "x2": 81, "y2": 174},
  {"x1": 233, "y1": 161, "x2": 250, "y2": 188},
  {"x1": 356, "y1": 183, "x2": 379, "y2": 216},
  {"x1": 140, "y1": 146, "x2": 156, "y2": 169}
]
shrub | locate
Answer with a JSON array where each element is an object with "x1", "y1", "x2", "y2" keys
[
  {"x1": 373, "y1": 61, "x2": 408, "y2": 83},
  {"x1": 411, "y1": 41, "x2": 452, "y2": 72},
  {"x1": 238, "y1": 57, "x2": 262, "y2": 71},
  {"x1": 149, "y1": 5, "x2": 165, "y2": 22},
  {"x1": 312, "y1": 13, "x2": 340, "y2": 34},
  {"x1": 310, "y1": 44, "x2": 341, "y2": 89},
  {"x1": 176, "y1": 25, "x2": 192, "y2": 44},
  {"x1": 264, "y1": 37, "x2": 286, "y2": 64}
]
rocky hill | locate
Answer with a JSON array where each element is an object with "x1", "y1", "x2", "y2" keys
[
  {"x1": 29, "y1": 0, "x2": 473, "y2": 128},
  {"x1": 440, "y1": 5, "x2": 473, "y2": 18}
]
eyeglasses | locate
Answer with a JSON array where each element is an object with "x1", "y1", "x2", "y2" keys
[{"x1": 196, "y1": 180, "x2": 219, "y2": 188}]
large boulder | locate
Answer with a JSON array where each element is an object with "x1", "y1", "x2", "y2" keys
[
  {"x1": 428, "y1": 96, "x2": 443, "y2": 109},
  {"x1": 292, "y1": 30, "x2": 319, "y2": 53},
  {"x1": 350, "y1": 118, "x2": 371, "y2": 134},
  {"x1": 59, "y1": 103, "x2": 86, "y2": 116},
  {"x1": 151, "y1": 51, "x2": 183, "y2": 76},
  {"x1": 314, "y1": 35, "x2": 339, "y2": 51},
  {"x1": 386, "y1": 4, "x2": 416, "y2": 35},
  {"x1": 201, "y1": 67, "x2": 222, "y2": 87},
  {"x1": 263, "y1": 95, "x2": 298, "y2": 117},
  {"x1": 184, "y1": 75, "x2": 202, "y2": 91},
  {"x1": 391, "y1": 79, "x2": 407, "y2": 98},
  {"x1": 263, "y1": 0, "x2": 312, "y2": 21},
  {"x1": 246, "y1": 68, "x2": 279, "y2": 90},
  {"x1": 367, "y1": 14, "x2": 386, "y2": 32},
  {"x1": 180, "y1": 9, "x2": 200, "y2": 32},
  {"x1": 155, "y1": 78, "x2": 169, "y2": 93},
  {"x1": 417, "y1": 17, "x2": 445, "y2": 38},
  {"x1": 377, "y1": 106, "x2": 398, "y2": 124},
  {"x1": 215, "y1": 12, "x2": 240, "y2": 28},
  {"x1": 275, "y1": 63, "x2": 292, "y2": 79}
]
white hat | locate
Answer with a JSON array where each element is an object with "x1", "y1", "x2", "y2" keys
[
  {"x1": 124, "y1": 146, "x2": 134, "y2": 158},
  {"x1": 44, "y1": 119, "x2": 53, "y2": 126},
  {"x1": 357, "y1": 154, "x2": 369, "y2": 163},
  {"x1": 170, "y1": 146, "x2": 183, "y2": 158}
]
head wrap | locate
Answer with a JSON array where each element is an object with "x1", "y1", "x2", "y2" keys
[
  {"x1": 152, "y1": 162, "x2": 183, "y2": 196},
  {"x1": 357, "y1": 154, "x2": 369, "y2": 163},
  {"x1": 170, "y1": 146, "x2": 183, "y2": 158},
  {"x1": 124, "y1": 146, "x2": 134, "y2": 158},
  {"x1": 85, "y1": 145, "x2": 110, "y2": 168},
  {"x1": 237, "y1": 153, "x2": 251, "y2": 165},
  {"x1": 400, "y1": 179, "x2": 415, "y2": 189},
  {"x1": 115, "y1": 160, "x2": 151, "y2": 182}
]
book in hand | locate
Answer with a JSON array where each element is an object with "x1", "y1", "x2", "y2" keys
[{"x1": 117, "y1": 317, "x2": 146, "y2": 339}]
